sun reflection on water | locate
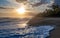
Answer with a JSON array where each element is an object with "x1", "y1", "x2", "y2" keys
[{"x1": 17, "y1": 23, "x2": 28, "y2": 28}]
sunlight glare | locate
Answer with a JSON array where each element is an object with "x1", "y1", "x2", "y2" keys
[
  {"x1": 17, "y1": 23, "x2": 28, "y2": 28},
  {"x1": 16, "y1": 6, "x2": 26, "y2": 14}
]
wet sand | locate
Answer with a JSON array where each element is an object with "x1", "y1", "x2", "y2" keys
[{"x1": 28, "y1": 17, "x2": 60, "y2": 38}]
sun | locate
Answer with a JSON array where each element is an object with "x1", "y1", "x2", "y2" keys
[{"x1": 16, "y1": 6, "x2": 26, "y2": 14}]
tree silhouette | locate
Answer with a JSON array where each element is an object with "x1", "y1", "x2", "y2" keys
[{"x1": 36, "y1": 4, "x2": 60, "y2": 17}]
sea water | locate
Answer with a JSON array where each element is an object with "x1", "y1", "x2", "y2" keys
[{"x1": 0, "y1": 18, "x2": 54, "y2": 38}]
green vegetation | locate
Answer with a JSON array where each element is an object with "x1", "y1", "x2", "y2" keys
[{"x1": 36, "y1": 5, "x2": 60, "y2": 17}]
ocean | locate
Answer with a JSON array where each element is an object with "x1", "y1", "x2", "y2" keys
[{"x1": 0, "y1": 18, "x2": 54, "y2": 38}]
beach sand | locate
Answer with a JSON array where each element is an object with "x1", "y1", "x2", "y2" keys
[{"x1": 28, "y1": 17, "x2": 60, "y2": 38}]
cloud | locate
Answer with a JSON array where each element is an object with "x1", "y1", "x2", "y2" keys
[
  {"x1": 0, "y1": 0, "x2": 20, "y2": 8},
  {"x1": 0, "y1": 7, "x2": 7, "y2": 9},
  {"x1": 27, "y1": 0, "x2": 54, "y2": 12},
  {"x1": 0, "y1": 0, "x2": 54, "y2": 10},
  {"x1": 0, "y1": 7, "x2": 15, "y2": 9},
  {"x1": 16, "y1": 0, "x2": 27, "y2": 2},
  {"x1": 0, "y1": 0, "x2": 54, "y2": 13}
]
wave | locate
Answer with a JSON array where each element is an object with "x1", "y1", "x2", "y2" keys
[{"x1": 0, "y1": 18, "x2": 54, "y2": 38}]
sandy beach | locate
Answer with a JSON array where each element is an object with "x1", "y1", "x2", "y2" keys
[{"x1": 28, "y1": 17, "x2": 60, "y2": 38}]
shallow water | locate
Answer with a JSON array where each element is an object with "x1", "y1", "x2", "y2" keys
[{"x1": 0, "y1": 18, "x2": 54, "y2": 38}]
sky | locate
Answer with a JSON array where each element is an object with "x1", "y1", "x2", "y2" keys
[
  {"x1": 0, "y1": 0, "x2": 54, "y2": 17},
  {"x1": 54, "y1": 0, "x2": 60, "y2": 5}
]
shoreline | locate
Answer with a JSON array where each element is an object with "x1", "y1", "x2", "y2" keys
[{"x1": 28, "y1": 17, "x2": 60, "y2": 38}]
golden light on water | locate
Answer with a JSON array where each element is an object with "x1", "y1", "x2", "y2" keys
[
  {"x1": 17, "y1": 23, "x2": 28, "y2": 28},
  {"x1": 16, "y1": 6, "x2": 26, "y2": 14}
]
